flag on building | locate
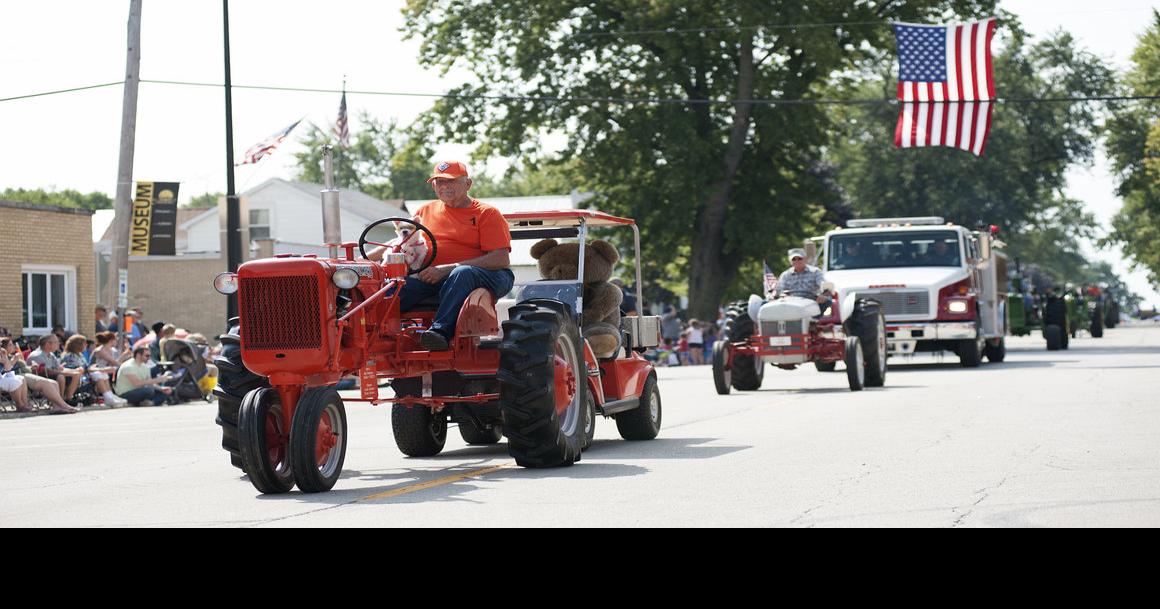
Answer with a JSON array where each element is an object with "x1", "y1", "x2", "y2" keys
[
  {"x1": 334, "y1": 91, "x2": 350, "y2": 148},
  {"x1": 237, "y1": 119, "x2": 302, "y2": 166},
  {"x1": 893, "y1": 18, "x2": 997, "y2": 156},
  {"x1": 763, "y1": 261, "x2": 778, "y2": 299}
]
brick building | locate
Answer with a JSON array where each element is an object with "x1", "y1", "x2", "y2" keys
[{"x1": 1, "y1": 200, "x2": 95, "y2": 339}]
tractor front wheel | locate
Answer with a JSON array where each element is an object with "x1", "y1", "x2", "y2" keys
[
  {"x1": 459, "y1": 419, "x2": 504, "y2": 446},
  {"x1": 237, "y1": 388, "x2": 294, "y2": 495},
  {"x1": 845, "y1": 337, "x2": 865, "y2": 392},
  {"x1": 392, "y1": 403, "x2": 448, "y2": 457},
  {"x1": 711, "y1": 341, "x2": 731, "y2": 395},
  {"x1": 289, "y1": 388, "x2": 348, "y2": 493}
]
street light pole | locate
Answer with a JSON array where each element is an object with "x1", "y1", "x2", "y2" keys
[
  {"x1": 223, "y1": 0, "x2": 241, "y2": 320},
  {"x1": 110, "y1": 0, "x2": 142, "y2": 342}
]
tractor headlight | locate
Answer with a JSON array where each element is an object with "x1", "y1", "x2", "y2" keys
[
  {"x1": 213, "y1": 272, "x2": 239, "y2": 295},
  {"x1": 947, "y1": 300, "x2": 969, "y2": 314},
  {"x1": 332, "y1": 268, "x2": 360, "y2": 290}
]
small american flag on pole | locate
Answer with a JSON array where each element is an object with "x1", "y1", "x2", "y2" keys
[
  {"x1": 334, "y1": 91, "x2": 350, "y2": 148},
  {"x1": 893, "y1": 18, "x2": 997, "y2": 156},
  {"x1": 237, "y1": 119, "x2": 302, "y2": 166},
  {"x1": 763, "y1": 261, "x2": 778, "y2": 299}
]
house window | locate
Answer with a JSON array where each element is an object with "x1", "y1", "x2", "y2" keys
[
  {"x1": 21, "y1": 266, "x2": 76, "y2": 334},
  {"x1": 250, "y1": 209, "x2": 271, "y2": 240}
]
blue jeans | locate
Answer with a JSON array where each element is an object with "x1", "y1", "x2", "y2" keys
[
  {"x1": 120, "y1": 387, "x2": 167, "y2": 406},
  {"x1": 399, "y1": 266, "x2": 515, "y2": 338}
]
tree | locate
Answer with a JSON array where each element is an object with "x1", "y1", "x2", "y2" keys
[
  {"x1": 0, "y1": 187, "x2": 112, "y2": 211},
  {"x1": 402, "y1": 0, "x2": 996, "y2": 318},
  {"x1": 1104, "y1": 11, "x2": 1160, "y2": 287},
  {"x1": 184, "y1": 192, "x2": 223, "y2": 209}
]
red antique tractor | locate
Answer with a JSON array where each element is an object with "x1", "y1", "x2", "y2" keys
[{"x1": 212, "y1": 210, "x2": 662, "y2": 495}]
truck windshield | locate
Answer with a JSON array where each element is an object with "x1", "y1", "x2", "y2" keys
[{"x1": 828, "y1": 231, "x2": 962, "y2": 270}]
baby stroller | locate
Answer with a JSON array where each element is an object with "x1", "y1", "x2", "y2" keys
[{"x1": 161, "y1": 339, "x2": 216, "y2": 402}]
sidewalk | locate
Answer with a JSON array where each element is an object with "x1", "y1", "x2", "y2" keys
[{"x1": 0, "y1": 397, "x2": 213, "y2": 420}]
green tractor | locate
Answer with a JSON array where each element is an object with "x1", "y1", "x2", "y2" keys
[{"x1": 1007, "y1": 282, "x2": 1104, "y2": 351}]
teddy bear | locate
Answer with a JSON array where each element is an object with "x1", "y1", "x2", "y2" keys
[{"x1": 529, "y1": 238, "x2": 624, "y2": 359}]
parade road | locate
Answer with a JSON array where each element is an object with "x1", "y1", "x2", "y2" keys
[{"x1": 2, "y1": 325, "x2": 1158, "y2": 528}]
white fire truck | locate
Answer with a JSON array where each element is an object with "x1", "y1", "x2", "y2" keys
[{"x1": 816, "y1": 217, "x2": 1008, "y2": 367}]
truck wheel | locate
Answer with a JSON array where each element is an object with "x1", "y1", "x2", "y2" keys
[
  {"x1": 213, "y1": 321, "x2": 270, "y2": 471},
  {"x1": 499, "y1": 302, "x2": 585, "y2": 468},
  {"x1": 1045, "y1": 325, "x2": 1063, "y2": 351},
  {"x1": 959, "y1": 335, "x2": 983, "y2": 368},
  {"x1": 855, "y1": 302, "x2": 887, "y2": 387},
  {"x1": 711, "y1": 341, "x2": 731, "y2": 395},
  {"x1": 615, "y1": 373, "x2": 662, "y2": 441},
  {"x1": 289, "y1": 388, "x2": 348, "y2": 493},
  {"x1": 845, "y1": 337, "x2": 865, "y2": 392},
  {"x1": 459, "y1": 419, "x2": 504, "y2": 445},
  {"x1": 724, "y1": 302, "x2": 763, "y2": 391},
  {"x1": 237, "y1": 388, "x2": 294, "y2": 495},
  {"x1": 984, "y1": 338, "x2": 1007, "y2": 362},
  {"x1": 815, "y1": 362, "x2": 837, "y2": 372},
  {"x1": 392, "y1": 402, "x2": 448, "y2": 457}
]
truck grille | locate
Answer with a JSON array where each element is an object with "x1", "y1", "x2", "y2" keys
[
  {"x1": 240, "y1": 276, "x2": 323, "y2": 350},
  {"x1": 761, "y1": 320, "x2": 806, "y2": 336},
  {"x1": 864, "y1": 291, "x2": 930, "y2": 317}
]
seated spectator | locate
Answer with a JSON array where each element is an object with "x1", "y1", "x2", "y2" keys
[
  {"x1": 92, "y1": 331, "x2": 130, "y2": 368},
  {"x1": 28, "y1": 334, "x2": 85, "y2": 404},
  {"x1": 2, "y1": 338, "x2": 80, "y2": 414},
  {"x1": 115, "y1": 347, "x2": 176, "y2": 407},
  {"x1": 61, "y1": 335, "x2": 126, "y2": 407}
]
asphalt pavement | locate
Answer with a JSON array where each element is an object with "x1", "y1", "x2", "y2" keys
[{"x1": 2, "y1": 324, "x2": 1158, "y2": 527}]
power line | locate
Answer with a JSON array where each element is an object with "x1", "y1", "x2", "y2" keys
[{"x1": 0, "y1": 81, "x2": 124, "y2": 103}]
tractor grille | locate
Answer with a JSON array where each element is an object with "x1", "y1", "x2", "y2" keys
[
  {"x1": 761, "y1": 320, "x2": 806, "y2": 336},
  {"x1": 865, "y1": 291, "x2": 930, "y2": 317},
  {"x1": 240, "y1": 275, "x2": 322, "y2": 350}
]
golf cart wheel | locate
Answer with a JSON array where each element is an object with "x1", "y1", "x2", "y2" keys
[
  {"x1": 724, "y1": 302, "x2": 763, "y2": 391},
  {"x1": 214, "y1": 321, "x2": 270, "y2": 471},
  {"x1": 289, "y1": 388, "x2": 348, "y2": 493},
  {"x1": 237, "y1": 388, "x2": 294, "y2": 495},
  {"x1": 711, "y1": 341, "x2": 732, "y2": 395},
  {"x1": 845, "y1": 337, "x2": 865, "y2": 392},
  {"x1": 1045, "y1": 325, "x2": 1063, "y2": 351},
  {"x1": 459, "y1": 419, "x2": 504, "y2": 445},
  {"x1": 499, "y1": 301, "x2": 585, "y2": 468},
  {"x1": 615, "y1": 372, "x2": 662, "y2": 441},
  {"x1": 581, "y1": 391, "x2": 596, "y2": 451},
  {"x1": 984, "y1": 338, "x2": 1007, "y2": 363},
  {"x1": 392, "y1": 402, "x2": 448, "y2": 457}
]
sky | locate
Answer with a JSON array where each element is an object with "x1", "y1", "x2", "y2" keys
[{"x1": 1, "y1": 0, "x2": 1158, "y2": 305}]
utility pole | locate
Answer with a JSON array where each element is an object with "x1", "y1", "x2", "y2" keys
[
  {"x1": 223, "y1": 0, "x2": 241, "y2": 320},
  {"x1": 109, "y1": 0, "x2": 142, "y2": 340}
]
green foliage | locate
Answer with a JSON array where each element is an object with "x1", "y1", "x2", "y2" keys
[
  {"x1": 1, "y1": 187, "x2": 112, "y2": 211},
  {"x1": 1104, "y1": 10, "x2": 1160, "y2": 287},
  {"x1": 402, "y1": 0, "x2": 996, "y2": 317},
  {"x1": 294, "y1": 112, "x2": 434, "y2": 200},
  {"x1": 183, "y1": 192, "x2": 223, "y2": 209}
]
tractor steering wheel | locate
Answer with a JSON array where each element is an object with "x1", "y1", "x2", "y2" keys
[{"x1": 359, "y1": 217, "x2": 439, "y2": 276}]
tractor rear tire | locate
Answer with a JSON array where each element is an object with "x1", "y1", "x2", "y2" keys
[
  {"x1": 289, "y1": 388, "x2": 348, "y2": 493},
  {"x1": 237, "y1": 388, "x2": 294, "y2": 495},
  {"x1": 724, "y1": 302, "x2": 763, "y2": 391},
  {"x1": 459, "y1": 420, "x2": 504, "y2": 446},
  {"x1": 851, "y1": 301, "x2": 887, "y2": 387},
  {"x1": 615, "y1": 373, "x2": 662, "y2": 441},
  {"x1": 392, "y1": 402, "x2": 448, "y2": 457},
  {"x1": 499, "y1": 302, "x2": 586, "y2": 468},
  {"x1": 711, "y1": 341, "x2": 731, "y2": 395},
  {"x1": 213, "y1": 321, "x2": 270, "y2": 471},
  {"x1": 1045, "y1": 325, "x2": 1063, "y2": 351}
]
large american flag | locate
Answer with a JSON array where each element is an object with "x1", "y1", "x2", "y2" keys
[
  {"x1": 334, "y1": 91, "x2": 350, "y2": 148},
  {"x1": 237, "y1": 119, "x2": 302, "y2": 166},
  {"x1": 893, "y1": 18, "x2": 997, "y2": 156}
]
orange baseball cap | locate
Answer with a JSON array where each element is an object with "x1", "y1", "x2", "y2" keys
[{"x1": 427, "y1": 161, "x2": 469, "y2": 182}]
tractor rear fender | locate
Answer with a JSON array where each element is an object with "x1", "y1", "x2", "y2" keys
[{"x1": 455, "y1": 288, "x2": 501, "y2": 339}]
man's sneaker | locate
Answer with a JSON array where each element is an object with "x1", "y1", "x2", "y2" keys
[{"x1": 420, "y1": 330, "x2": 450, "y2": 352}]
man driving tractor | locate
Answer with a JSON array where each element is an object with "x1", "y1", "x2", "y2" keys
[
  {"x1": 368, "y1": 161, "x2": 515, "y2": 351},
  {"x1": 774, "y1": 248, "x2": 832, "y2": 315}
]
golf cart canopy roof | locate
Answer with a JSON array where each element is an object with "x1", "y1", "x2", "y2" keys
[{"x1": 504, "y1": 210, "x2": 636, "y2": 228}]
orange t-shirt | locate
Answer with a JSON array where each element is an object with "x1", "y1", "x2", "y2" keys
[{"x1": 413, "y1": 199, "x2": 511, "y2": 266}]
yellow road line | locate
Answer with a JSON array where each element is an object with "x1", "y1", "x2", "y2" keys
[{"x1": 359, "y1": 464, "x2": 512, "y2": 502}]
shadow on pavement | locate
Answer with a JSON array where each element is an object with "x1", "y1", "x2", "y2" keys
[{"x1": 888, "y1": 360, "x2": 1073, "y2": 371}]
